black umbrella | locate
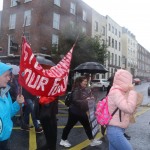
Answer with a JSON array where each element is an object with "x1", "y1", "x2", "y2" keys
[
  {"x1": 74, "y1": 62, "x2": 108, "y2": 73},
  {"x1": 36, "y1": 56, "x2": 56, "y2": 66}
]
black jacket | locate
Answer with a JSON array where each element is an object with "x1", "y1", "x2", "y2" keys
[{"x1": 69, "y1": 87, "x2": 91, "y2": 115}]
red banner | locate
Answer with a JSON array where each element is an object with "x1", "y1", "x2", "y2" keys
[{"x1": 19, "y1": 36, "x2": 74, "y2": 97}]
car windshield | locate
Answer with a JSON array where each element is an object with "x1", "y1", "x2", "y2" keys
[{"x1": 91, "y1": 80, "x2": 100, "y2": 82}]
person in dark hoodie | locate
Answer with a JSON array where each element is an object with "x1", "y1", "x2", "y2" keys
[{"x1": 0, "y1": 62, "x2": 24, "y2": 150}]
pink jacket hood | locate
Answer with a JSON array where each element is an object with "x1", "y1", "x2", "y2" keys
[
  {"x1": 113, "y1": 69, "x2": 133, "y2": 92},
  {"x1": 108, "y1": 69, "x2": 137, "y2": 128}
]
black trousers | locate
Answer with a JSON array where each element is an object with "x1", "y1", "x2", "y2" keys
[
  {"x1": 0, "y1": 140, "x2": 9, "y2": 150},
  {"x1": 39, "y1": 102, "x2": 57, "y2": 150},
  {"x1": 62, "y1": 110, "x2": 93, "y2": 140}
]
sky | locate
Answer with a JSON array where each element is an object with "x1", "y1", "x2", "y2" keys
[
  {"x1": 0, "y1": 0, "x2": 150, "y2": 51},
  {"x1": 82, "y1": 0, "x2": 150, "y2": 51}
]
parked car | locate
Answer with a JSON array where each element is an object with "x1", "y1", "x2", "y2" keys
[
  {"x1": 147, "y1": 78, "x2": 150, "y2": 82},
  {"x1": 90, "y1": 79, "x2": 110, "y2": 91},
  {"x1": 148, "y1": 85, "x2": 150, "y2": 96},
  {"x1": 133, "y1": 78, "x2": 141, "y2": 85}
]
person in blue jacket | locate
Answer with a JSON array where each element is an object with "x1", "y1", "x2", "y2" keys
[{"x1": 0, "y1": 62, "x2": 24, "y2": 150}]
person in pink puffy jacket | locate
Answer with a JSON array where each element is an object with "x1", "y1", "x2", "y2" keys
[{"x1": 106, "y1": 69, "x2": 137, "y2": 150}]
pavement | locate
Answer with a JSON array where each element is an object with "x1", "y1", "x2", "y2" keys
[{"x1": 9, "y1": 83, "x2": 150, "y2": 150}]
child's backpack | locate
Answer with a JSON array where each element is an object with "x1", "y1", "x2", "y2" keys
[
  {"x1": 95, "y1": 96, "x2": 119, "y2": 126},
  {"x1": 65, "y1": 91, "x2": 73, "y2": 107}
]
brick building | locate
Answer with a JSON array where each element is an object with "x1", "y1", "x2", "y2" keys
[{"x1": 0, "y1": 0, "x2": 92, "y2": 64}]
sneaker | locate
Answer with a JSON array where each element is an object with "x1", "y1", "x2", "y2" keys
[
  {"x1": 20, "y1": 126, "x2": 30, "y2": 131},
  {"x1": 35, "y1": 127, "x2": 43, "y2": 133},
  {"x1": 60, "y1": 139, "x2": 71, "y2": 148},
  {"x1": 90, "y1": 139, "x2": 102, "y2": 146}
]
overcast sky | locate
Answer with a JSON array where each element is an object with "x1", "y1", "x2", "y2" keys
[
  {"x1": 0, "y1": 0, "x2": 150, "y2": 51},
  {"x1": 82, "y1": 0, "x2": 150, "y2": 51}
]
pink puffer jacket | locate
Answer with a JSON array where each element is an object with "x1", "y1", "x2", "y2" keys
[{"x1": 108, "y1": 69, "x2": 137, "y2": 128}]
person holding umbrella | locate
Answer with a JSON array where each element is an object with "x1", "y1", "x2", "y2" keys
[{"x1": 0, "y1": 62, "x2": 24, "y2": 150}]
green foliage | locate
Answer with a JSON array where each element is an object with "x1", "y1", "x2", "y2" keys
[{"x1": 53, "y1": 24, "x2": 108, "y2": 70}]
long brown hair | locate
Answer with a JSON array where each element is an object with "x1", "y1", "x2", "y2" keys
[{"x1": 72, "y1": 76, "x2": 87, "y2": 90}]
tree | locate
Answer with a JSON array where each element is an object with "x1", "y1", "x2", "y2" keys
[{"x1": 52, "y1": 24, "x2": 108, "y2": 70}]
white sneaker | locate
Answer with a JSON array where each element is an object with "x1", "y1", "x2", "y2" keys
[
  {"x1": 90, "y1": 139, "x2": 102, "y2": 146},
  {"x1": 60, "y1": 139, "x2": 71, "y2": 147}
]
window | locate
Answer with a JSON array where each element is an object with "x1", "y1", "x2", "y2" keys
[
  {"x1": 115, "y1": 28, "x2": 117, "y2": 35},
  {"x1": 112, "y1": 53, "x2": 114, "y2": 65},
  {"x1": 115, "y1": 40, "x2": 117, "y2": 49},
  {"x1": 24, "y1": 0, "x2": 32, "y2": 2},
  {"x1": 70, "y1": 21, "x2": 75, "y2": 29},
  {"x1": 119, "y1": 42, "x2": 121, "y2": 51},
  {"x1": 52, "y1": 34, "x2": 59, "y2": 48},
  {"x1": 102, "y1": 26, "x2": 105, "y2": 35},
  {"x1": 119, "y1": 31, "x2": 121, "y2": 37},
  {"x1": 94, "y1": 21, "x2": 98, "y2": 31},
  {"x1": 24, "y1": 10, "x2": 31, "y2": 26},
  {"x1": 70, "y1": 2, "x2": 76, "y2": 15},
  {"x1": 11, "y1": 0, "x2": 17, "y2": 7},
  {"x1": 54, "y1": 0, "x2": 60, "y2": 7},
  {"x1": 108, "y1": 23, "x2": 111, "y2": 31},
  {"x1": 112, "y1": 39, "x2": 114, "y2": 48},
  {"x1": 82, "y1": 27, "x2": 86, "y2": 33},
  {"x1": 108, "y1": 36, "x2": 111, "y2": 46},
  {"x1": 9, "y1": 14, "x2": 16, "y2": 29},
  {"x1": 112, "y1": 26, "x2": 114, "y2": 33},
  {"x1": 108, "y1": 51, "x2": 110, "y2": 64},
  {"x1": 115, "y1": 54, "x2": 117, "y2": 65},
  {"x1": 53, "y1": 13, "x2": 60, "y2": 30},
  {"x1": 118, "y1": 56, "x2": 120, "y2": 67},
  {"x1": 82, "y1": 10, "x2": 87, "y2": 21}
]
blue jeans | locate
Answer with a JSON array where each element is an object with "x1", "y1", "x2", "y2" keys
[
  {"x1": 106, "y1": 126, "x2": 133, "y2": 150},
  {"x1": 23, "y1": 99, "x2": 39, "y2": 129}
]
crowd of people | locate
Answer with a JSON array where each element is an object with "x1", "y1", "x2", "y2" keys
[{"x1": 0, "y1": 62, "x2": 140, "y2": 150}]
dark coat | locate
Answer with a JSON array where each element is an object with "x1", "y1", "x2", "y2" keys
[{"x1": 69, "y1": 87, "x2": 91, "y2": 115}]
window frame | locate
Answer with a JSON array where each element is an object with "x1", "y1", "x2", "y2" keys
[
  {"x1": 9, "y1": 13, "x2": 16, "y2": 29},
  {"x1": 54, "y1": 0, "x2": 61, "y2": 7},
  {"x1": 53, "y1": 12, "x2": 60, "y2": 30},
  {"x1": 23, "y1": 10, "x2": 31, "y2": 26},
  {"x1": 70, "y1": 2, "x2": 76, "y2": 15}
]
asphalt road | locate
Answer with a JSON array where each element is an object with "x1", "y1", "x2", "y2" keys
[{"x1": 8, "y1": 82, "x2": 150, "y2": 150}]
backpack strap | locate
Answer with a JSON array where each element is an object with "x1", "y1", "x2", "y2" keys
[
  {"x1": 111, "y1": 108, "x2": 121, "y2": 122},
  {"x1": 109, "y1": 88, "x2": 122, "y2": 122},
  {"x1": 111, "y1": 107, "x2": 118, "y2": 116}
]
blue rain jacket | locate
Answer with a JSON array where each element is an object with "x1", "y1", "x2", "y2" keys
[{"x1": 0, "y1": 62, "x2": 20, "y2": 141}]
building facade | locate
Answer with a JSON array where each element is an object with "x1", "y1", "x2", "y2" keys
[
  {"x1": 137, "y1": 44, "x2": 150, "y2": 79},
  {"x1": 121, "y1": 27, "x2": 138, "y2": 77},
  {"x1": 0, "y1": 0, "x2": 92, "y2": 64}
]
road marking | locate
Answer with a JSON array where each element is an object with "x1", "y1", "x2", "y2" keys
[
  {"x1": 69, "y1": 132, "x2": 103, "y2": 150},
  {"x1": 26, "y1": 106, "x2": 150, "y2": 150},
  {"x1": 68, "y1": 107, "x2": 150, "y2": 150},
  {"x1": 29, "y1": 115, "x2": 37, "y2": 150}
]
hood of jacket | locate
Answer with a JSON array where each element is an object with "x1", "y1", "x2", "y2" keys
[
  {"x1": 112, "y1": 69, "x2": 133, "y2": 92},
  {"x1": 0, "y1": 62, "x2": 12, "y2": 76}
]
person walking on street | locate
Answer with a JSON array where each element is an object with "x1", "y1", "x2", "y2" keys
[
  {"x1": 60, "y1": 76, "x2": 102, "y2": 148},
  {"x1": 106, "y1": 74, "x2": 131, "y2": 140},
  {"x1": 21, "y1": 88, "x2": 43, "y2": 133},
  {"x1": 106, "y1": 69, "x2": 137, "y2": 150},
  {"x1": 0, "y1": 62, "x2": 24, "y2": 150},
  {"x1": 37, "y1": 96, "x2": 58, "y2": 150}
]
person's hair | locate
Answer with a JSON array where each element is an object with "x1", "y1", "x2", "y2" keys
[{"x1": 72, "y1": 76, "x2": 87, "y2": 90}]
